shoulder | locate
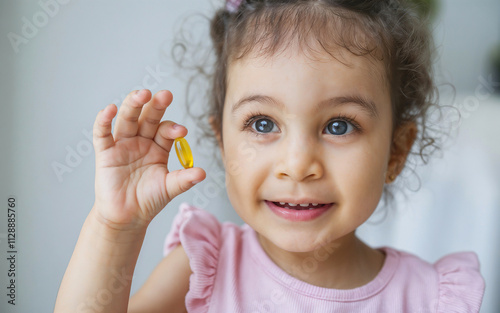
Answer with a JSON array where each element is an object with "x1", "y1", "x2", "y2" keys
[
  {"x1": 163, "y1": 202, "x2": 243, "y2": 312},
  {"x1": 163, "y1": 202, "x2": 223, "y2": 257},
  {"x1": 383, "y1": 247, "x2": 485, "y2": 313},
  {"x1": 433, "y1": 251, "x2": 485, "y2": 312}
]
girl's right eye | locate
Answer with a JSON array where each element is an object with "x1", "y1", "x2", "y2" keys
[
  {"x1": 252, "y1": 118, "x2": 278, "y2": 133},
  {"x1": 242, "y1": 114, "x2": 279, "y2": 134}
]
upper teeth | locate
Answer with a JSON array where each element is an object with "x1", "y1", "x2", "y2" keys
[{"x1": 279, "y1": 202, "x2": 319, "y2": 207}]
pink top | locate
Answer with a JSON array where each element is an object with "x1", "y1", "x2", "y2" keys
[{"x1": 163, "y1": 203, "x2": 485, "y2": 313}]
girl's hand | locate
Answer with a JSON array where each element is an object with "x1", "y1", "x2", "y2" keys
[{"x1": 91, "y1": 89, "x2": 206, "y2": 231}]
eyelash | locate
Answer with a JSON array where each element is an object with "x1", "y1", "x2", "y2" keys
[{"x1": 241, "y1": 111, "x2": 362, "y2": 137}]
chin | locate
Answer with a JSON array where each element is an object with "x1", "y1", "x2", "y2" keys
[{"x1": 260, "y1": 228, "x2": 338, "y2": 254}]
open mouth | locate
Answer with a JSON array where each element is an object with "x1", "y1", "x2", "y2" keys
[
  {"x1": 265, "y1": 200, "x2": 333, "y2": 221},
  {"x1": 271, "y1": 202, "x2": 330, "y2": 210}
]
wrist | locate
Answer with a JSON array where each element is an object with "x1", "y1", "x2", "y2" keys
[{"x1": 86, "y1": 206, "x2": 148, "y2": 245}]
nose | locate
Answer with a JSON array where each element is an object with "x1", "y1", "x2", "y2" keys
[{"x1": 274, "y1": 135, "x2": 324, "y2": 182}]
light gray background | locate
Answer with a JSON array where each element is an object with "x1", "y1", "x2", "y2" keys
[{"x1": 1, "y1": 0, "x2": 499, "y2": 312}]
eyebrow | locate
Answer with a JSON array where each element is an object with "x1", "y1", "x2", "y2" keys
[{"x1": 231, "y1": 94, "x2": 379, "y2": 118}]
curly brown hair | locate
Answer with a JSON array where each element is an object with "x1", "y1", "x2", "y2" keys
[{"x1": 171, "y1": 0, "x2": 442, "y2": 209}]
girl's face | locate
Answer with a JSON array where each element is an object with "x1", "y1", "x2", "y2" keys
[{"x1": 219, "y1": 47, "x2": 394, "y2": 253}]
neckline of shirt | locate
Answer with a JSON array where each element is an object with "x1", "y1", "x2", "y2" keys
[{"x1": 242, "y1": 224, "x2": 400, "y2": 301}]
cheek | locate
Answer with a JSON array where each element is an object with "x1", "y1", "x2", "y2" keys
[
  {"x1": 222, "y1": 134, "x2": 269, "y2": 205},
  {"x1": 224, "y1": 137, "x2": 262, "y2": 177},
  {"x1": 331, "y1": 135, "x2": 391, "y2": 207}
]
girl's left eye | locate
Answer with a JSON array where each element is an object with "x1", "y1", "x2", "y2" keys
[
  {"x1": 325, "y1": 120, "x2": 356, "y2": 136},
  {"x1": 251, "y1": 118, "x2": 279, "y2": 133}
]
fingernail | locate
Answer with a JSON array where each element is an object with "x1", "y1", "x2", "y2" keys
[
  {"x1": 173, "y1": 123, "x2": 183, "y2": 130},
  {"x1": 191, "y1": 180, "x2": 201, "y2": 185},
  {"x1": 134, "y1": 89, "x2": 144, "y2": 98}
]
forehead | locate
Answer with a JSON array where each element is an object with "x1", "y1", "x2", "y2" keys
[
  {"x1": 227, "y1": 43, "x2": 389, "y2": 98},
  {"x1": 232, "y1": 42, "x2": 387, "y2": 78}
]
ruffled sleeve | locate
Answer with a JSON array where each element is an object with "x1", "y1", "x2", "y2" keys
[
  {"x1": 163, "y1": 202, "x2": 221, "y2": 312},
  {"x1": 434, "y1": 252, "x2": 485, "y2": 313}
]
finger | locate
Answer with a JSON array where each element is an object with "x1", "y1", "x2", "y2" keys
[
  {"x1": 153, "y1": 121, "x2": 188, "y2": 153},
  {"x1": 165, "y1": 167, "x2": 206, "y2": 202},
  {"x1": 137, "y1": 90, "x2": 173, "y2": 139},
  {"x1": 93, "y1": 103, "x2": 118, "y2": 152},
  {"x1": 113, "y1": 89, "x2": 152, "y2": 140}
]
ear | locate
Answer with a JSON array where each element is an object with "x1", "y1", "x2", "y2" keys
[
  {"x1": 209, "y1": 115, "x2": 225, "y2": 160},
  {"x1": 385, "y1": 121, "x2": 417, "y2": 184}
]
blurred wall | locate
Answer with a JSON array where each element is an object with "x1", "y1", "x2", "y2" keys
[
  {"x1": 434, "y1": 0, "x2": 500, "y2": 93},
  {"x1": 0, "y1": 0, "x2": 498, "y2": 312}
]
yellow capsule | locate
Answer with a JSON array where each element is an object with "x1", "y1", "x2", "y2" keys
[{"x1": 174, "y1": 137, "x2": 193, "y2": 169}]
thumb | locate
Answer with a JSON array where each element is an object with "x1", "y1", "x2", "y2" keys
[{"x1": 165, "y1": 167, "x2": 206, "y2": 202}]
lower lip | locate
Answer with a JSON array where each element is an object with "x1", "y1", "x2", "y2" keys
[{"x1": 265, "y1": 200, "x2": 333, "y2": 222}]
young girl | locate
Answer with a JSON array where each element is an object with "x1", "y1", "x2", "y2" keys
[{"x1": 55, "y1": 0, "x2": 485, "y2": 312}]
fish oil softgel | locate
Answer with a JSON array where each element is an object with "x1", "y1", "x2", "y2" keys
[{"x1": 174, "y1": 137, "x2": 193, "y2": 169}]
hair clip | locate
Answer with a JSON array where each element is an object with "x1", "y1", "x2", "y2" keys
[{"x1": 226, "y1": 0, "x2": 244, "y2": 13}]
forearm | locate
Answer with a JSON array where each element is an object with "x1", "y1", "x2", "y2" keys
[{"x1": 54, "y1": 206, "x2": 147, "y2": 313}]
